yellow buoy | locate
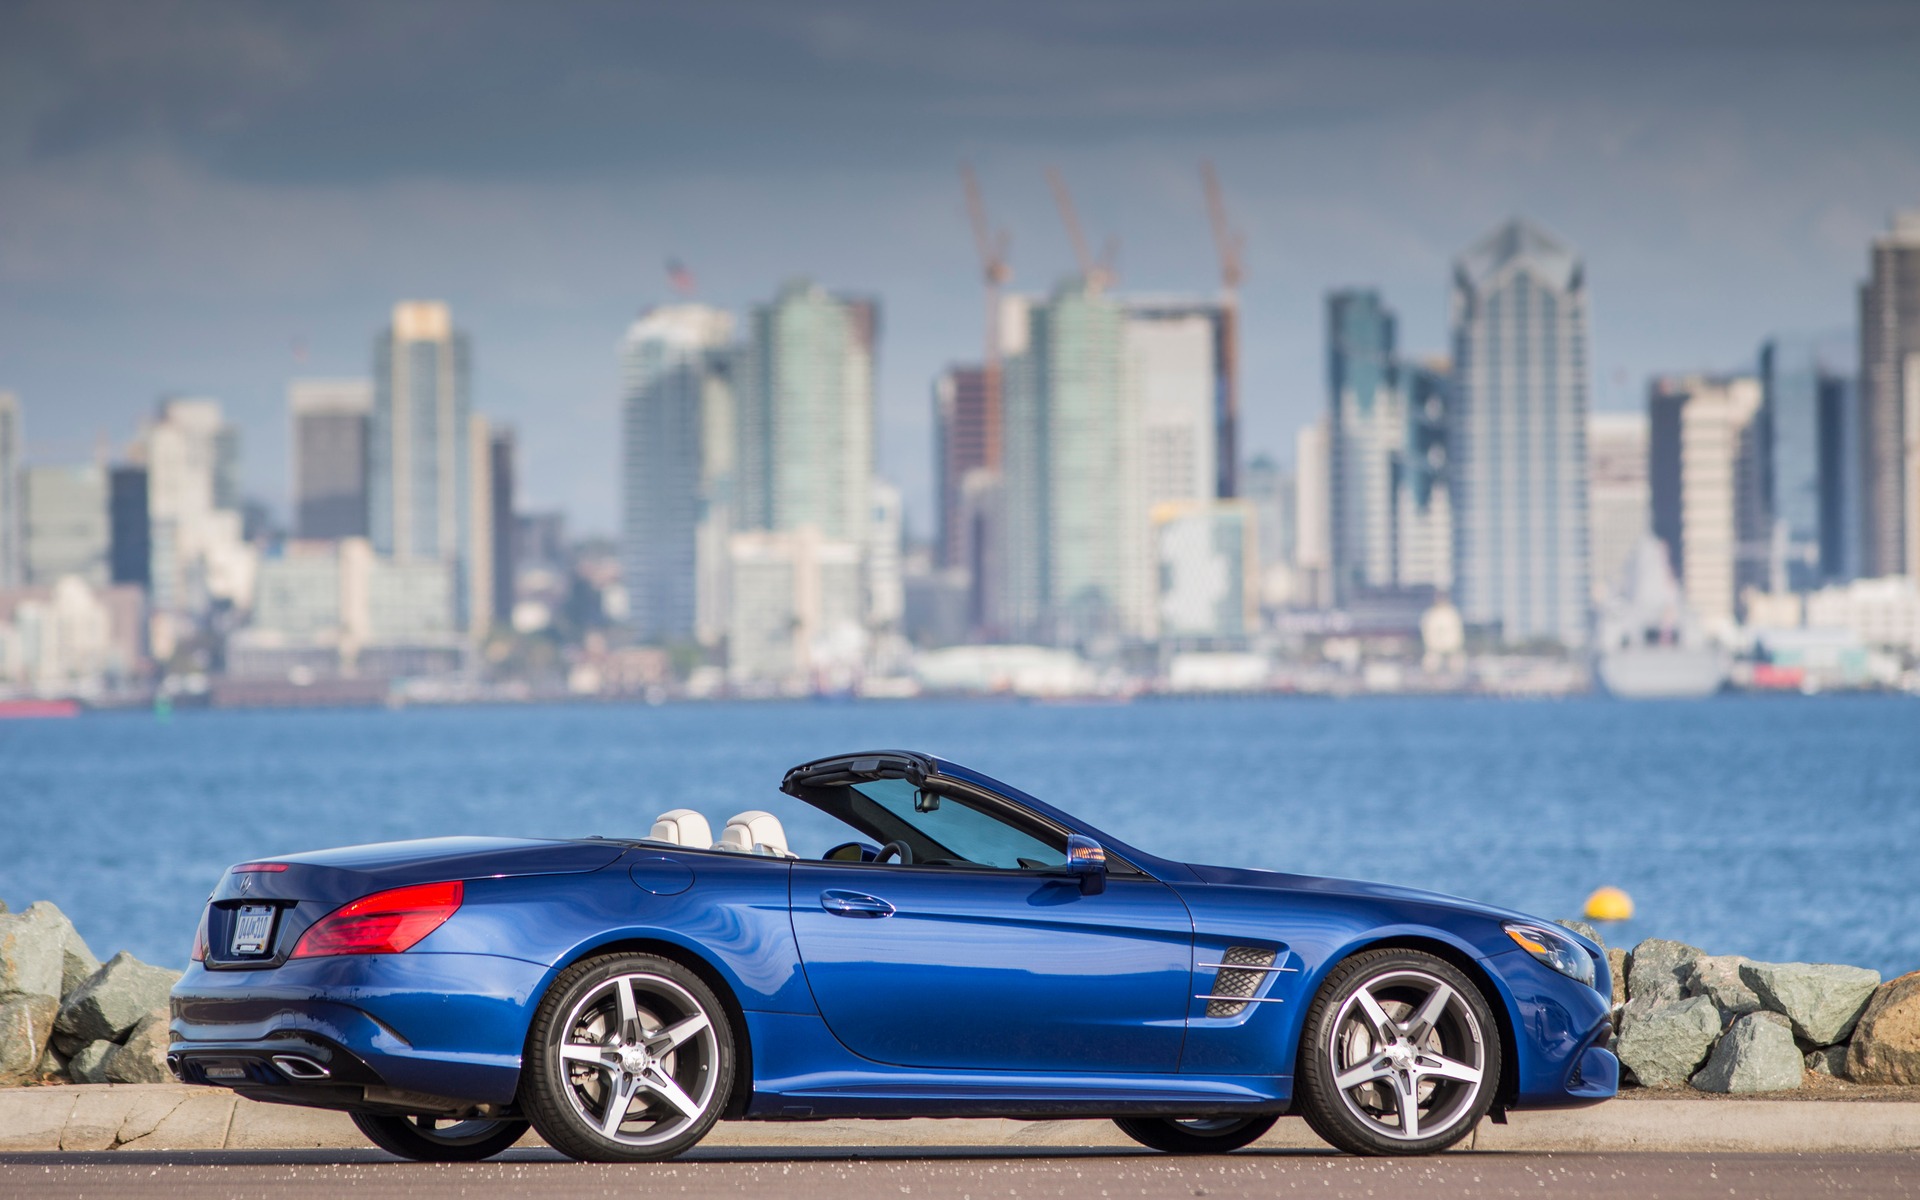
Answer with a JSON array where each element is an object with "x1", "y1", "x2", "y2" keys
[{"x1": 1583, "y1": 886, "x2": 1634, "y2": 922}]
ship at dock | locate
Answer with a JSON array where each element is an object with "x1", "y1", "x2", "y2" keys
[{"x1": 1594, "y1": 536, "x2": 1730, "y2": 700}]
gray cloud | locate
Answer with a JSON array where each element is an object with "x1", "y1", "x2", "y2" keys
[{"x1": 1, "y1": 0, "x2": 1916, "y2": 531}]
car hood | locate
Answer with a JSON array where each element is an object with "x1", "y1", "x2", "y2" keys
[{"x1": 1184, "y1": 861, "x2": 1549, "y2": 929}]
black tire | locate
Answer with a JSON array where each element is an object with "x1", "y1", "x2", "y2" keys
[
  {"x1": 349, "y1": 1112, "x2": 530, "y2": 1162},
  {"x1": 1295, "y1": 948, "x2": 1501, "y2": 1156},
  {"x1": 519, "y1": 952, "x2": 734, "y2": 1163},
  {"x1": 1114, "y1": 1115, "x2": 1279, "y2": 1154}
]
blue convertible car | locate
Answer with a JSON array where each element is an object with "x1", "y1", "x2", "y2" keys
[{"x1": 169, "y1": 750, "x2": 1615, "y2": 1162}]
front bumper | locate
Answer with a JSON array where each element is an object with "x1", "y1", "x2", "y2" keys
[{"x1": 169, "y1": 950, "x2": 552, "y2": 1110}]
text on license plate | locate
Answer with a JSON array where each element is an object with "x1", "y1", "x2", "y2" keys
[{"x1": 230, "y1": 905, "x2": 276, "y2": 956}]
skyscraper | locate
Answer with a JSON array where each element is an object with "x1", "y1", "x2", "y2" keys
[
  {"x1": 1647, "y1": 374, "x2": 1767, "y2": 631},
  {"x1": 1001, "y1": 281, "x2": 1150, "y2": 644},
  {"x1": 620, "y1": 304, "x2": 734, "y2": 643},
  {"x1": 370, "y1": 301, "x2": 475, "y2": 628},
  {"x1": 289, "y1": 378, "x2": 372, "y2": 539},
  {"x1": 1450, "y1": 219, "x2": 1592, "y2": 647},
  {"x1": 1817, "y1": 372, "x2": 1860, "y2": 581},
  {"x1": 1859, "y1": 211, "x2": 1920, "y2": 579},
  {"x1": 1327, "y1": 290, "x2": 1400, "y2": 602},
  {"x1": 1127, "y1": 302, "x2": 1219, "y2": 513},
  {"x1": 23, "y1": 465, "x2": 108, "y2": 585},
  {"x1": 736, "y1": 281, "x2": 876, "y2": 544},
  {"x1": 489, "y1": 427, "x2": 516, "y2": 629},
  {"x1": 0, "y1": 393, "x2": 19, "y2": 589},
  {"x1": 1759, "y1": 334, "x2": 1851, "y2": 589},
  {"x1": 108, "y1": 465, "x2": 150, "y2": 588},
  {"x1": 1292, "y1": 417, "x2": 1333, "y2": 610},
  {"x1": 1587, "y1": 412, "x2": 1649, "y2": 600},
  {"x1": 934, "y1": 364, "x2": 990, "y2": 571}
]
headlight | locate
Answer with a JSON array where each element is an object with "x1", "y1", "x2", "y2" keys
[{"x1": 1504, "y1": 922, "x2": 1596, "y2": 987}]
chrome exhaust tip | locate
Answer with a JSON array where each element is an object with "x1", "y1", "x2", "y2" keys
[
  {"x1": 165, "y1": 1053, "x2": 184, "y2": 1080},
  {"x1": 270, "y1": 1054, "x2": 331, "y2": 1080}
]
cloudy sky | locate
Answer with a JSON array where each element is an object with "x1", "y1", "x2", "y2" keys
[{"x1": 2, "y1": 0, "x2": 1916, "y2": 535}]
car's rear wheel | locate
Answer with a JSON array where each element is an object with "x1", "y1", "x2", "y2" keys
[
  {"x1": 349, "y1": 1112, "x2": 529, "y2": 1161},
  {"x1": 519, "y1": 952, "x2": 734, "y2": 1163},
  {"x1": 1295, "y1": 948, "x2": 1500, "y2": 1156},
  {"x1": 1113, "y1": 1114, "x2": 1278, "y2": 1154}
]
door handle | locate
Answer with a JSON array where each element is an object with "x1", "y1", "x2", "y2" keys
[{"x1": 820, "y1": 889, "x2": 895, "y2": 918}]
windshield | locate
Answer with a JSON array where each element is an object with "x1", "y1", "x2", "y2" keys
[{"x1": 840, "y1": 778, "x2": 1067, "y2": 870}]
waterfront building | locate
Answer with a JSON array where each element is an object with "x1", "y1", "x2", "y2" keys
[
  {"x1": 1128, "y1": 301, "x2": 1220, "y2": 511},
  {"x1": 1817, "y1": 372, "x2": 1861, "y2": 581},
  {"x1": 1000, "y1": 281, "x2": 1151, "y2": 644},
  {"x1": 726, "y1": 527, "x2": 863, "y2": 685},
  {"x1": 108, "y1": 466, "x2": 150, "y2": 589},
  {"x1": 1396, "y1": 360, "x2": 1454, "y2": 595},
  {"x1": 1859, "y1": 211, "x2": 1920, "y2": 580},
  {"x1": 1588, "y1": 412, "x2": 1650, "y2": 599},
  {"x1": 1327, "y1": 290, "x2": 1400, "y2": 602},
  {"x1": 1760, "y1": 334, "x2": 1853, "y2": 590},
  {"x1": 934, "y1": 364, "x2": 990, "y2": 571},
  {"x1": 1292, "y1": 416, "x2": 1333, "y2": 610},
  {"x1": 867, "y1": 480, "x2": 904, "y2": 629},
  {"x1": 1648, "y1": 374, "x2": 1767, "y2": 633},
  {"x1": 466, "y1": 413, "x2": 495, "y2": 637},
  {"x1": 0, "y1": 393, "x2": 18, "y2": 589},
  {"x1": 488, "y1": 428, "x2": 516, "y2": 632},
  {"x1": 1153, "y1": 500, "x2": 1255, "y2": 642},
  {"x1": 142, "y1": 397, "x2": 254, "y2": 656},
  {"x1": 620, "y1": 304, "x2": 734, "y2": 644},
  {"x1": 0, "y1": 577, "x2": 145, "y2": 693},
  {"x1": 22, "y1": 465, "x2": 108, "y2": 586},
  {"x1": 369, "y1": 301, "x2": 477, "y2": 631},
  {"x1": 1242, "y1": 454, "x2": 1296, "y2": 611},
  {"x1": 1804, "y1": 575, "x2": 1920, "y2": 654},
  {"x1": 289, "y1": 378, "x2": 371, "y2": 539},
  {"x1": 1450, "y1": 218, "x2": 1592, "y2": 647},
  {"x1": 735, "y1": 282, "x2": 876, "y2": 545},
  {"x1": 234, "y1": 538, "x2": 462, "y2": 678}
]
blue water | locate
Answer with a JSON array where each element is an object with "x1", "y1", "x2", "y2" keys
[{"x1": 2, "y1": 696, "x2": 1916, "y2": 977}]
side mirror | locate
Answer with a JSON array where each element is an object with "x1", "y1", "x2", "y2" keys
[{"x1": 1065, "y1": 834, "x2": 1107, "y2": 895}]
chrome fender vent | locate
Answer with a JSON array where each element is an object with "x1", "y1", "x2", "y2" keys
[{"x1": 1198, "y1": 945, "x2": 1294, "y2": 1018}]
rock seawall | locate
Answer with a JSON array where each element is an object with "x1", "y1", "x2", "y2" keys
[
  {"x1": 1561, "y1": 919, "x2": 1920, "y2": 1094},
  {"x1": 0, "y1": 901, "x2": 179, "y2": 1087}
]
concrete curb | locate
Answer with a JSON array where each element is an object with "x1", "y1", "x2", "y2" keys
[{"x1": 2, "y1": 1086, "x2": 1917, "y2": 1154}]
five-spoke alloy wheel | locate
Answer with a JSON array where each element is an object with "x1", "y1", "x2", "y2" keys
[
  {"x1": 1296, "y1": 948, "x2": 1500, "y2": 1155},
  {"x1": 520, "y1": 953, "x2": 734, "y2": 1162}
]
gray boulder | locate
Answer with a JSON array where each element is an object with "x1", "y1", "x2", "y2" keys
[
  {"x1": 0, "y1": 902, "x2": 71, "y2": 1003},
  {"x1": 1627, "y1": 938, "x2": 1703, "y2": 1004},
  {"x1": 1681, "y1": 954, "x2": 1764, "y2": 1021},
  {"x1": 66, "y1": 1039, "x2": 116, "y2": 1085},
  {"x1": 60, "y1": 927, "x2": 101, "y2": 1000},
  {"x1": 1616, "y1": 993, "x2": 1722, "y2": 1086},
  {"x1": 1556, "y1": 919, "x2": 1605, "y2": 951},
  {"x1": 103, "y1": 1013, "x2": 171, "y2": 1084},
  {"x1": 1806, "y1": 1044, "x2": 1849, "y2": 1078},
  {"x1": 1606, "y1": 948, "x2": 1629, "y2": 1008},
  {"x1": 55, "y1": 952, "x2": 181, "y2": 1044},
  {"x1": 0, "y1": 994, "x2": 59, "y2": 1085},
  {"x1": 1740, "y1": 961, "x2": 1881, "y2": 1046},
  {"x1": 1691, "y1": 1011, "x2": 1804, "y2": 1093}
]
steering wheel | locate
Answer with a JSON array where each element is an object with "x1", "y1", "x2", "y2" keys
[{"x1": 874, "y1": 839, "x2": 915, "y2": 866}]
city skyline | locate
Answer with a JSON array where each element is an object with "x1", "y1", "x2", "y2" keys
[{"x1": 3, "y1": 1, "x2": 1917, "y2": 536}]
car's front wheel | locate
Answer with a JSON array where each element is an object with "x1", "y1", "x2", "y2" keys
[
  {"x1": 349, "y1": 1113, "x2": 530, "y2": 1161},
  {"x1": 1294, "y1": 948, "x2": 1500, "y2": 1156},
  {"x1": 1114, "y1": 1114, "x2": 1278, "y2": 1153},
  {"x1": 519, "y1": 952, "x2": 734, "y2": 1162}
]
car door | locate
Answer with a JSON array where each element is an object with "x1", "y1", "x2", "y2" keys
[{"x1": 785, "y1": 777, "x2": 1194, "y2": 1075}]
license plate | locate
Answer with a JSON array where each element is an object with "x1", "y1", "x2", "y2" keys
[{"x1": 230, "y1": 904, "x2": 276, "y2": 956}]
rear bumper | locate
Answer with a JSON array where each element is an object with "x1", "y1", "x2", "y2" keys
[{"x1": 169, "y1": 951, "x2": 552, "y2": 1109}]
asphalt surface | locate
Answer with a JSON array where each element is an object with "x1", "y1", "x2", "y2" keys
[{"x1": 1, "y1": 1147, "x2": 1915, "y2": 1199}]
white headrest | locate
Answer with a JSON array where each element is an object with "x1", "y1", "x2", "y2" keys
[
  {"x1": 716, "y1": 810, "x2": 793, "y2": 858},
  {"x1": 649, "y1": 809, "x2": 713, "y2": 849}
]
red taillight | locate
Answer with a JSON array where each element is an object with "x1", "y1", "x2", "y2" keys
[
  {"x1": 231, "y1": 862, "x2": 289, "y2": 873},
  {"x1": 191, "y1": 909, "x2": 209, "y2": 963},
  {"x1": 290, "y1": 881, "x2": 463, "y2": 958}
]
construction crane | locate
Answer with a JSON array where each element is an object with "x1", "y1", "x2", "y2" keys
[
  {"x1": 960, "y1": 163, "x2": 1010, "y2": 470},
  {"x1": 1201, "y1": 160, "x2": 1245, "y2": 497},
  {"x1": 1045, "y1": 167, "x2": 1117, "y2": 294}
]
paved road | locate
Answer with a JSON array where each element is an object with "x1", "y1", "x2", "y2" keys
[{"x1": 1, "y1": 1148, "x2": 1915, "y2": 1199}]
